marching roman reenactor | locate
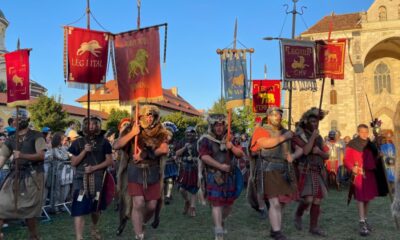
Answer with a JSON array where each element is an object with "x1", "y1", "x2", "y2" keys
[
  {"x1": 198, "y1": 113, "x2": 244, "y2": 240},
  {"x1": 68, "y1": 116, "x2": 113, "y2": 240},
  {"x1": 293, "y1": 107, "x2": 329, "y2": 237},
  {"x1": 113, "y1": 105, "x2": 169, "y2": 240},
  {"x1": 250, "y1": 107, "x2": 301, "y2": 240},
  {"x1": 325, "y1": 130, "x2": 345, "y2": 189},
  {"x1": 344, "y1": 124, "x2": 387, "y2": 236},
  {"x1": 0, "y1": 110, "x2": 47, "y2": 240},
  {"x1": 115, "y1": 118, "x2": 134, "y2": 236},
  {"x1": 162, "y1": 121, "x2": 179, "y2": 205},
  {"x1": 176, "y1": 126, "x2": 200, "y2": 217}
]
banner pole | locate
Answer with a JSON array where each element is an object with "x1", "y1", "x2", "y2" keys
[
  {"x1": 86, "y1": 0, "x2": 91, "y2": 129},
  {"x1": 134, "y1": 102, "x2": 139, "y2": 156},
  {"x1": 14, "y1": 105, "x2": 20, "y2": 211}
]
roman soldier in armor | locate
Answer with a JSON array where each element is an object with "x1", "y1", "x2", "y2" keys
[
  {"x1": 198, "y1": 114, "x2": 244, "y2": 240},
  {"x1": 68, "y1": 116, "x2": 113, "y2": 240},
  {"x1": 325, "y1": 130, "x2": 345, "y2": 189},
  {"x1": 250, "y1": 107, "x2": 301, "y2": 240},
  {"x1": 113, "y1": 105, "x2": 169, "y2": 240},
  {"x1": 293, "y1": 107, "x2": 329, "y2": 237},
  {"x1": 115, "y1": 118, "x2": 133, "y2": 236},
  {"x1": 0, "y1": 109, "x2": 47, "y2": 240},
  {"x1": 162, "y1": 121, "x2": 179, "y2": 205},
  {"x1": 176, "y1": 126, "x2": 199, "y2": 217}
]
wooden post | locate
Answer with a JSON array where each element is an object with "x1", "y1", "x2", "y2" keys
[
  {"x1": 134, "y1": 102, "x2": 139, "y2": 156},
  {"x1": 13, "y1": 105, "x2": 20, "y2": 211},
  {"x1": 86, "y1": 0, "x2": 91, "y2": 130}
]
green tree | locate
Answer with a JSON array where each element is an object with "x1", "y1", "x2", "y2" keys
[
  {"x1": 105, "y1": 108, "x2": 130, "y2": 132},
  {"x1": 28, "y1": 95, "x2": 69, "y2": 131},
  {"x1": 161, "y1": 112, "x2": 205, "y2": 141},
  {"x1": 0, "y1": 81, "x2": 6, "y2": 93}
]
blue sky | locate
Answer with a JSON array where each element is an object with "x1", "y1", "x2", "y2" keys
[{"x1": 1, "y1": 0, "x2": 374, "y2": 111}]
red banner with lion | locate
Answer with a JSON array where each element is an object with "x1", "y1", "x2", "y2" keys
[
  {"x1": 252, "y1": 80, "x2": 281, "y2": 113},
  {"x1": 316, "y1": 39, "x2": 346, "y2": 80},
  {"x1": 5, "y1": 49, "x2": 30, "y2": 106},
  {"x1": 114, "y1": 27, "x2": 163, "y2": 104},
  {"x1": 64, "y1": 26, "x2": 109, "y2": 88}
]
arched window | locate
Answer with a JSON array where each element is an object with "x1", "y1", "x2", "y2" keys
[
  {"x1": 374, "y1": 62, "x2": 391, "y2": 94},
  {"x1": 379, "y1": 6, "x2": 387, "y2": 21},
  {"x1": 330, "y1": 89, "x2": 337, "y2": 105},
  {"x1": 331, "y1": 120, "x2": 338, "y2": 131}
]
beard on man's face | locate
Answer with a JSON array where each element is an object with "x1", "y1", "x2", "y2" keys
[{"x1": 17, "y1": 119, "x2": 29, "y2": 130}]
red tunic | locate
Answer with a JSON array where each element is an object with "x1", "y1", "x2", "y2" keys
[{"x1": 344, "y1": 147, "x2": 378, "y2": 202}]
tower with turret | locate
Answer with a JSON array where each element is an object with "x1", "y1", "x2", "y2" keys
[{"x1": 0, "y1": 9, "x2": 9, "y2": 84}]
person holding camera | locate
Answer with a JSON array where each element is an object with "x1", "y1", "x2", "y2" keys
[{"x1": 68, "y1": 116, "x2": 113, "y2": 240}]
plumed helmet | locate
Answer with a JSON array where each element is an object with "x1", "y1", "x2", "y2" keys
[
  {"x1": 162, "y1": 121, "x2": 178, "y2": 134},
  {"x1": 11, "y1": 109, "x2": 29, "y2": 119},
  {"x1": 118, "y1": 118, "x2": 132, "y2": 131},
  {"x1": 185, "y1": 126, "x2": 197, "y2": 134}
]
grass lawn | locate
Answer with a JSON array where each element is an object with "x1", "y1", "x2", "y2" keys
[{"x1": 2, "y1": 186, "x2": 398, "y2": 240}]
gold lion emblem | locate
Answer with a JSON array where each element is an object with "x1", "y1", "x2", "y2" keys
[
  {"x1": 258, "y1": 92, "x2": 275, "y2": 104},
  {"x1": 76, "y1": 40, "x2": 102, "y2": 57},
  {"x1": 128, "y1": 49, "x2": 149, "y2": 79},
  {"x1": 232, "y1": 74, "x2": 245, "y2": 87},
  {"x1": 12, "y1": 75, "x2": 24, "y2": 87},
  {"x1": 291, "y1": 56, "x2": 309, "y2": 70}
]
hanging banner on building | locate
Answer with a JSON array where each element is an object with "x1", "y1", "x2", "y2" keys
[
  {"x1": 114, "y1": 27, "x2": 163, "y2": 104},
  {"x1": 5, "y1": 49, "x2": 30, "y2": 106},
  {"x1": 280, "y1": 39, "x2": 316, "y2": 90},
  {"x1": 221, "y1": 49, "x2": 250, "y2": 109},
  {"x1": 316, "y1": 39, "x2": 346, "y2": 80},
  {"x1": 252, "y1": 80, "x2": 281, "y2": 113},
  {"x1": 64, "y1": 26, "x2": 109, "y2": 88}
]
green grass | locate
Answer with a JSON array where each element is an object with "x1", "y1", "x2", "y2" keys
[{"x1": 2, "y1": 187, "x2": 399, "y2": 240}]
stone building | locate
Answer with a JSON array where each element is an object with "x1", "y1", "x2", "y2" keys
[{"x1": 289, "y1": 0, "x2": 400, "y2": 140}]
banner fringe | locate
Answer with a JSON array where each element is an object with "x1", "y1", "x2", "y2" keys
[
  {"x1": 67, "y1": 82, "x2": 105, "y2": 90},
  {"x1": 119, "y1": 96, "x2": 164, "y2": 106},
  {"x1": 226, "y1": 99, "x2": 251, "y2": 110},
  {"x1": 7, "y1": 100, "x2": 30, "y2": 107}
]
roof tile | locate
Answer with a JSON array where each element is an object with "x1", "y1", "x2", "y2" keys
[
  {"x1": 302, "y1": 13, "x2": 361, "y2": 35},
  {"x1": 76, "y1": 80, "x2": 201, "y2": 116}
]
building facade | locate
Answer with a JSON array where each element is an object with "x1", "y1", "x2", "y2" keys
[
  {"x1": 76, "y1": 80, "x2": 202, "y2": 117},
  {"x1": 289, "y1": 0, "x2": 400, "y2": 139}
]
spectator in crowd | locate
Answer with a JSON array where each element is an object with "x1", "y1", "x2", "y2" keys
[
  {"x1": 45, "y1": 132, "x2": 73, "y2": 213},
  {"x1": 0, "y1": 118, "x2": 4, "y2": 134},
  {"x1": 343, "y1": 136, "x2": 351, "y2": 146},
  {"x1": 0, "y1": 133, "x2": 8, "y2": 185},
  {"x1": 65, "y1": 121, "x2": 77, "y2": 138},
  {"x1": 4, "y1": 118, "x2": 15, "y2": 137},
  {"x1": 42, "y1": 127, "x2": 52, "y2": 149}
]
